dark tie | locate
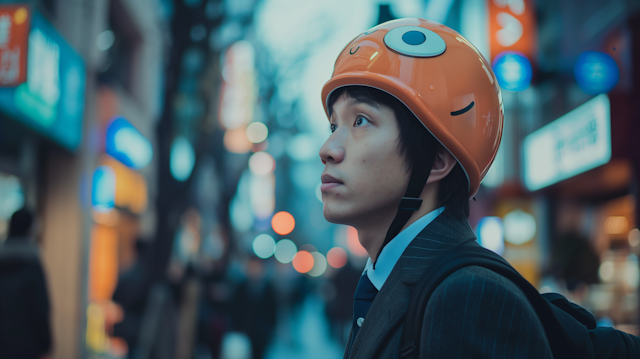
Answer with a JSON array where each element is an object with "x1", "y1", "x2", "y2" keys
[{"x1": 348, "y1": 273, "x2": 379, "y2": 356}]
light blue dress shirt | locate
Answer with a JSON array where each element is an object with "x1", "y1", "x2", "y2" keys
[{"x1": 363, "y1": 207, "x2": 445, "y2": 290}]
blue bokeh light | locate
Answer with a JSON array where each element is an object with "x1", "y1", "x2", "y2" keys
[
  {"x1": 170, "y1": 136, "x2": 196, "y2": 182},
  {"x1": 492, "y1": 51, "x2": 533, "y2": 92},
  {"x1": 91, "y1": 166, "x2": 116, "y2": 212},
  {"x1": 574, "y1": 51, "x2": 619, "y2": 95},
  {"x1": 105, "y1": 117, "x2": 153, "y2": 169}
]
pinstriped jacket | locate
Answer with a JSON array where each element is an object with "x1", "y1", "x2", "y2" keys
[{"x1": 344, "y1": 211, "x2": 553, "y2": 359}]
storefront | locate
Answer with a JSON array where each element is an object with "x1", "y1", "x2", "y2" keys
[
  {"x1": 0, "y1": 5, "x2": 90, "y2": 357},
  {"x1": 86, "y1": 114, "x2": 152, "y2": 358},
  {"x1": 522, "y1": 93, "x2": 638, "y2": 334}
]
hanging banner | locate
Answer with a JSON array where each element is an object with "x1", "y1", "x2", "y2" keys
[
  {"x1": 0, "y1": 6, "x2": 29, "y2": 86},
  {"x1": 488, "y1": 0, "x2": 537, "y2": 61}
]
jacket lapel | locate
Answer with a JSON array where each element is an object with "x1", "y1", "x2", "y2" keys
[{"x1": 347, "y1": 212, "x2": 478, "y2": 359}]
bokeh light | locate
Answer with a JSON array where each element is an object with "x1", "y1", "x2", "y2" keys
[
  {"x1": 292, "y1": 250, "x2": 314, "y2": 274},
  {"x1": 246, "y1": 122, "x2": 269, "y2": 143},
  {"x1": 492, "y1": 51, "x2": 532, "y2": 92},
  {"x1": 599, "y1": 261, "x2": 614, "y2": 282},
  {"x1": 503, "y1": 209, "x2": 536, "y2": 245},
  {"x1": 170, "y1": 136, "x2": 195, "y2": 181},
  {"x1": 274, "y1": 239, "x2": 297, "y2": 263},
  {"x1": 574, "y1": 51, "x2": 620, "y2": 95},
  {"x1": 96, "y1": 30, "x2": 115, "y2": 51},
  {"x1": 224, "y1": 126, "x2": 253, "y2": 154},
  {"x1": 308, "y1": 252, "x2": 327, "y2": 277},
  {"x1": 605, "y1": 216, "x2": 628, "y2": 234},
  {"x1": 249, "y1": 151, "x2": 275, "y2": 176},
  {"x1": 252, "y1": 234, "x2": 276, "y2": 259},
  {"x1": 346, "y1": 226, "x2": 367, "y2": 257},
  {"x1": 326, "y1": 247, "x2": 347, "y2": 268},
  {"x1": 272, "y1": 211, "x2": 295, "y2": 235},
  {"x1": 476, "y1": 217, "x2": 504, "y2": 255},
  {"x1": 629, "y1": 228, "x2": 640, "y2": 247}
]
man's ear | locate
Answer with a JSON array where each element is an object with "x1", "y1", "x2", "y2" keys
[{"x1": 426, "y1": 146, "x2": 457, "y2": 184}]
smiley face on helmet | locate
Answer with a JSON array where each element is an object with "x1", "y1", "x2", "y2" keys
[{"x1": 322, "y1": 18, "x2": 504, "y2": 197}]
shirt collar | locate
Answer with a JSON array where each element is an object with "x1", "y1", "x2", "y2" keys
[{"x1": 363, "y1": 207, "x2": 445, "y2": 290}]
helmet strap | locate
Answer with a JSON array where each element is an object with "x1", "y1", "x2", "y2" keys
[{"x1": 372, "y1": 146, "x2": 437, "y2": 269}]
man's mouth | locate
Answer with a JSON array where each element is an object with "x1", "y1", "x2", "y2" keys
[{"x1": 321, "y1": 174, "x2": 344, "y2": 191}]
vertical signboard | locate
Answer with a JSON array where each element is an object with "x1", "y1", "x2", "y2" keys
[
  {"x1": 488, "y1": 0, "x2": 537, "y2": 61},
  {"x1": 0, "y1": 6, "x2": 29, "y2": 86},
  {"x1": 0, "y1": 10, "x2": 85, "y2": 151}
]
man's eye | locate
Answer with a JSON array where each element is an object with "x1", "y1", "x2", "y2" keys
[
  {"x1": 330, "y1": 123, "x2": 337, "y2": 133},
  {"x1": 354, "y1": 116, "x2": 370, "y2": 127}
]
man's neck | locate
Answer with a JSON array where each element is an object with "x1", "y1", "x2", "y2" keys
[{"x1": 356, "y1": 184, "x2": 439, "y2": 261}]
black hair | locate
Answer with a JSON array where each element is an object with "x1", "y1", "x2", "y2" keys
[
  {"x1": 327, "y1": 86, "x2": 470, "y2": 219},
  {"x1": 8, "y1": 208, "x2": 34, "y2": 238}
]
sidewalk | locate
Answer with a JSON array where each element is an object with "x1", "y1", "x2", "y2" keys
[{"x1": 266, "y1": 294, "x2": 344, "y2": 359}]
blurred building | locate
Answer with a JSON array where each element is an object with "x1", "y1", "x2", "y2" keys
[{"x1": 0, "y1": 0, "x2": 169, "y2": 358}]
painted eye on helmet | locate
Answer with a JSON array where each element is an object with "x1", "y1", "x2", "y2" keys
[
  {"x1": 384, "y1": 26, "x2": 446, "y2": 58},
  {"x1": 451, "y1": 101, "x2": 475, "y2": 116}
]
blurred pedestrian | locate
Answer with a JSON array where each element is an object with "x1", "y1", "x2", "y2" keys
[
  {"x1": 231, "y1": 257, "x2": 277, "y2": 359},
  {"x1": 0, "y1": 208, "x2": 52, "y2": 359}
]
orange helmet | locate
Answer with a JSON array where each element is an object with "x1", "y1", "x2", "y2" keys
[{"x1": 321, "y1": 18, "x2": 504, "y2": 197}]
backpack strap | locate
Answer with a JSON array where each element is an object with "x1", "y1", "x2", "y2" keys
[{"x1": 399, "y1": 245, "x2": 590, "y2": 359}]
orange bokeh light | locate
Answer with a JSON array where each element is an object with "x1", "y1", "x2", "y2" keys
[
  {"x1": 346, "y1": 226, "x2": 367, "y2": 257},
  {"x1": 292, "y1": 251, "x2": 314, "y2": 273},
  {"x1": 272, "y1": 211, "x2": 295, "y2": 235},
  {"x1": 327, "y1": 247, "x2": 348, "y2": 268}
]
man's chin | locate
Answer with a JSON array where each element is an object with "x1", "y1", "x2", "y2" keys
[{"x1": 322, "y1": 206, "x2": 357, "y2": 226}]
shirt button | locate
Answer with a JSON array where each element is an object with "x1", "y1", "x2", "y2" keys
[{"x1": 357, "y1": 317, "x2": 364, "y2": 327}]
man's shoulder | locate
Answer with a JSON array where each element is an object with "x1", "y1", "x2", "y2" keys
[
  {"x1": 432, "y1": 265, "x2": 529, "y2": 302},
  {"x1": 421, "y1": 265, "x2": 553, "y2": 358}
]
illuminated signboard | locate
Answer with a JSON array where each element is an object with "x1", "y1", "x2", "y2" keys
[
  {"x1": 0, "y1": 11, "x2": 85, "y2": 150},
  {"x1": 218, "y1": 41, "x2": 256, "y2": 130},
  {"x1": 488, "y1": 0, "x2": 537, "y2": 61},
  {"x1": 105, "y1": 117, "x2": 153, "y2": 169},
  {"x1": 0, "y1": 6, "x2": 29, "y2": 86},
  {"x1": 523, "y1": 94, "x2": 611, "y2": 191}
]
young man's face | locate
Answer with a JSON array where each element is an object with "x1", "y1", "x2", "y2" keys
[{"x1": 319, "y1": 93, "x2": 409, "y2": 227}]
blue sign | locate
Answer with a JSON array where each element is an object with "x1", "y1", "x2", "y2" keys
[
  {"x1": 105, "y1": 117, "x2": 153, "y2": 169},
  {"x1": 0, "y1": 11, "x2": 85, "y2": 151},
  {"x1": 574, "y1": 51, "x2": 619, "y2": 95},
  {"x1": 92, "y1": 166, "x2": 115, "y2": 211},
  {"x1": 492, "y1": 51, "x2": 532, "y2": 92}
]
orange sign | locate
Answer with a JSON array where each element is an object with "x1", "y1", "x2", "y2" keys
[
  {"x1": 488, "y1": 0, "x2": 537, "y2": 61},
  {"x1": 0, "y1": 6, "x2": 29, "y2": 86},
  {"x1": 101, "y1": 155, "x2": 149, "y2": 214}
]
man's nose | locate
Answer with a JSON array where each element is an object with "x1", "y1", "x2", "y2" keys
[{"x1": 319, "y1": 133, "x2": 345, "y2": 165}]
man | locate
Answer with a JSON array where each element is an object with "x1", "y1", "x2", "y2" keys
[
  {"x1": 318, "y1": 19, "x2": 553, "y2": 358},
  {"x1": 0, "y1": 208, "x2": 52, "y2": 359}
]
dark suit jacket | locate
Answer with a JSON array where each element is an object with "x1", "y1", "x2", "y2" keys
[{"x1": 344, "y1": 212, "x2": 553, "y2": 359}]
